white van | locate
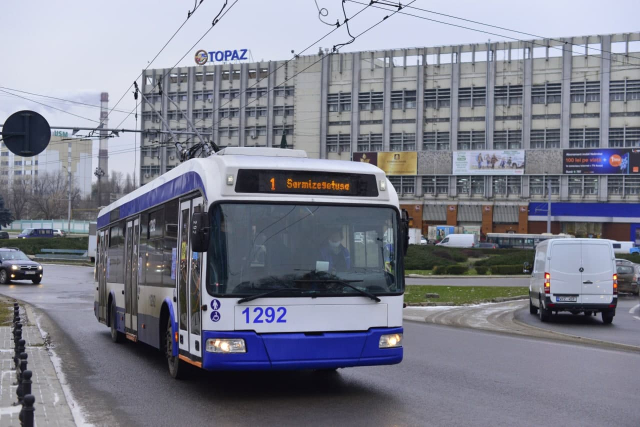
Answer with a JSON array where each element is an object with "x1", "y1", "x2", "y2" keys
[
  {"x1": 611, "y1": 241, "x2": 636, "y2": 254},
  {"x1": 527, "y1": 238, "x2": 617, "y2": 324},
  {"x1": 436, "y1": 233, "x2": 477, "y2": 248}
]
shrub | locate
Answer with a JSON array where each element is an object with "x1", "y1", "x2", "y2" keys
[
  {"x1": 475, "y1": 266, "x2": 488, "y2": 275},
  {"x1": 474, "y1": 250, "x2": 534, "y2": 267},
  {"x1": 2, "y1": 237, "x2": 89, "y2": 255},
  {"x1": 445, "y1": 265, "x2": 468, "y2": 275},
  {"x1": 432, "y1": 265, "x2": 448, "y2": 275},
  {"x1": 490, "y1": 265, "x2": 526, "y2": 275},
  {"x1": 615, "y1": 253, "x2": 640, "y2": 262}
]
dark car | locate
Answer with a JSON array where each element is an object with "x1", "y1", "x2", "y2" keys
[
  {"x1": 0, "y1": 248, "x2": 43, "y2": 284},
  {"x1": 0, "y1": 231, "x2": 9, "y2": 239},
  {"x1": 477, "y1": 242, "x2": 500, "y2": 249},
  {"x1": 616, "y1": 264, "x2": 638, "y2": 295}
]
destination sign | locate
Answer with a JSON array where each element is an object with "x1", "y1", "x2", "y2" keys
[{"x1": 235, "y1": 170, "x2": 379, "y2": 197}]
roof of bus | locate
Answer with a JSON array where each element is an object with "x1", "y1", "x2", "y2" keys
[{"x1": 98, "y1": 148, "x2": 396, "y2": 223}]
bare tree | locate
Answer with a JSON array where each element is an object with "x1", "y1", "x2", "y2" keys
[
  {"x1": 7, "y1": 178, "x2": 31, "y2": 220},
  {"x1": 30, "y1": 171, "x2": 80, "y2": 219}
]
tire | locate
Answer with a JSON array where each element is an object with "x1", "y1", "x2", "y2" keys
[
  {"x1": 110, "y1": 303, "x2": 123, "y2": 343},
  {"x1": 529, "y1": 297, "x2": 538, "y2": 315},
  {"x1": 32, "y1": 278, "x2": 42, "y2": 284},
  {"x1": 0, "y1": 269, "x2": 10, "y2": 285},
  {"x1": 602, "y1": 311, "x2": 614, "y2": 325},
  {"x1": 165, "y1": 317, "x2": 183, "y2": 379},
  {"x1": 538, "y1": 296, "x2": 551, "y2": 322}
]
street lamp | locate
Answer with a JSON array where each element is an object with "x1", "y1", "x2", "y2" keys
[
  {"x1": 94, "y1": 167, "x2": 105, "y2": 208},
  {"x1": 63, "y1": 166, "x2": 72, "y2": 232}
]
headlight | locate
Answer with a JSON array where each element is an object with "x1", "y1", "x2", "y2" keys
[
  {"x1": 37, "y1": 266, "x2": 43, "y2": 270},
  {"x1": 379, "y1": 333, "x2": 403, "y2": 348},
  {"x1": 206, "y1": 338, "x2": 246, "y2": 353},
  {"x1": 11, "y1": 265, "x2": 19, "y2": 270}
]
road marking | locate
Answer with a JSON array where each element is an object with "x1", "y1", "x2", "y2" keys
[{"x1": 629, "y1": 304, "x2": 640, "y2": 315}]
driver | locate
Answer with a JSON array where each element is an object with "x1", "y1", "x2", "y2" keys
[{"x1": 319, "y1": 228, "x2": 351, "y2": 273}]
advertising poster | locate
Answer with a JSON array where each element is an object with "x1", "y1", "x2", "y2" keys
[
  {"x1": 435, "y1": 226, "x2": 454, "y2": 241},
  {"x1": 563, "y1": 149, "x2": 640, "y2": 174},
  {"x1": 353, "y1": 151, "x2": 417, "y2": 175},
  {"x1": 453, "y1": 150, "x2": 525, "y2": 175}
]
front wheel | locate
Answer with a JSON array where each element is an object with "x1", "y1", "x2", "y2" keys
[
  {"x1": 0, "y1": 269, "x2": 10, "y2": 285},
  {"x1": 165, "y1": 317, "x2": 183, "y2": 379},
  {"x1": 529, "y1": 297, "x2": 538, "y2": 315},
  {"x1": 110, "y1": 303, "x2": 123, "y2": 343}
]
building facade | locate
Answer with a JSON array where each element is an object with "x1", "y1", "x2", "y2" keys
[
  {"x1": 140, "y1": 32, "x2": 640, "y2": 242},
  {"x1": 0, "y1": 133, "x2": 93, "y2": 196}
]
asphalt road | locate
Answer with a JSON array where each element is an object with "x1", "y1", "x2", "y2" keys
[
  {"x1": 406, "y1": 276, "x2": 530, "y2": 287},
  {"x1": 515, "y1": 294, "x2": 640, "y2": 348},
  {"x1": 1, "y1": 265, "x2": 639, "y2": 427}
]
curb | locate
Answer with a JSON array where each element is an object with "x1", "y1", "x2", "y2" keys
[{"x1": 405, "y1": 295, "x2": 527, "y2": 307}]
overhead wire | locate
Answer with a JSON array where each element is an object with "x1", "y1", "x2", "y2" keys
[
  {"x1": 0, "y1": 89, "x2": 100, "y2": 124},
  {"x1": 0, "y1": 87, "x2": 132, "y2": 114}
]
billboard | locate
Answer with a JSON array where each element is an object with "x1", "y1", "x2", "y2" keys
[
  {"x1": 563, "y1": 148, "x2": 640, "y2": 174},
  {"x1": 353, "y1": 151, "x2": 417, "y2": 175},
  {"x1": 453, "y1": 150, "x2": 525, "y2": 175}
]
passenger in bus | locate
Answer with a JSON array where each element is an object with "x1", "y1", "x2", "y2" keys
[{"x1": 319, "y1": 228, "x2": 351, "y2": 273}]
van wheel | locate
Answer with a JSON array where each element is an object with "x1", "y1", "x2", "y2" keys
[
  {"x1": 538, "y1": 297, "x2": 551, "y2": 322},
  {"x1": 529, "y1": 297, "x2": 538, "y2": 315},
  {"x1": 601, "y1": 311, "x2": 614, "y2": 325}
]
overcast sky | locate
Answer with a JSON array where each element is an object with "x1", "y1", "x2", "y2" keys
[{"x1": 1, "y1": 0, "x2": 638, "y2": 183}]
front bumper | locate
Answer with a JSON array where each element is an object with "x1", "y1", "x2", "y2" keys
[
  {"x1": 201, "y1": 327, "x2": 403, "y2": 371},
  {"x1": 9, "y1": 270, "x2": 43, "y2": 280}
]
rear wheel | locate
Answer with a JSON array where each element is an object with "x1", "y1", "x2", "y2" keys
[
  {"x1": 529, "y1": 297, "x2": 538, "y2": 315},
  {"x1": 538, "y1": 296, "x2": 551, "y2": 322},
  {"x1": 165, "y1": 317, "x2": 183, "y2": 379},
  {"x1": 0, "y1": 269, "x2": 10, "y2": 285},
  {"x1": 602, "y1": 311, "x2": 614, "y2": 325},
  {"x1": 110, "y1": 303, "x2": 123, "y2": 343}
]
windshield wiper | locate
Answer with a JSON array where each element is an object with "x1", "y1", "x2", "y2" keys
[
  {"x1": 237, "y1": 287, "x2": 306, "y2": 304},
  {"x1": 293, "y1": 279, "x2": 381, "y2": 303}
]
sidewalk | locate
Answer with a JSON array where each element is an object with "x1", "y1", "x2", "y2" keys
[{"x1": 0, "y1": 300, "x2": 76, "y2": 426}]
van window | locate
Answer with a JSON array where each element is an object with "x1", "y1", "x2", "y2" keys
[
  {"x1": 612, "y1": 243, "x2": 621, "y2": 249},
  {"x1": 617, "y1": 265, "x2": 633, "y2": 274},
  {"x1": 442, "y1": 237, "x2": 449, "y2": 243}
]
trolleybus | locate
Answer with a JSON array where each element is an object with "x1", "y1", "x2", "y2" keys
[
  {"x1": 94, "y1": 147, "x2": 407, "y2": 378},
  {"x1": 486, "y1": 232, "x2": 573, "y2": 249}
]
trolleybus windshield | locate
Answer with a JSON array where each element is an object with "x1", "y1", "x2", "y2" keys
[{"x1": 206, "y1": 203, "x2": 402, "y2": 298}]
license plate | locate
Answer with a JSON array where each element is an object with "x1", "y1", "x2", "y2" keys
[
  {"x1": 557, "y1": 296, "x2": 577, "y2": 302},
  {"x1": 25, "y1": 271, "x2": 36, "y2": 275}
]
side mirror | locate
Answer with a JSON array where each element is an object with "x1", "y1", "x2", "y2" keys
[
  {"x1": 523, "y1": 262, "x2": 531, "y2": 274},
  {"x1": 401, "y1": 209, "x2": 410, "y2": 256},
  {"x1": 190, "y1": 212, "x2": 210, "y2": 252}
]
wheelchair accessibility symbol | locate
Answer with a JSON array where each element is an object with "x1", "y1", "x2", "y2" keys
[{"x1": 211, "y1": 311, "x2": 221, "y2": 322}]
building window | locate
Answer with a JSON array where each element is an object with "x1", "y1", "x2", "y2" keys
[
  {"x1": 423, "y1": 132, "x2": 450, "y2": 151},
  {"x1": 459, "y1": 86, "x2": 486, "y2": 107},
  {"x1": 220, "y1": 89, "x2": 240, "y2": 99},
  {"x1": 391, "y1": 90, "x2": 417, "y2": 109},
  {"x1": 358, "y1": 91, "x2": 384, "y2": 111},
  {"x1": 247, "y1": 87, "x2": 268, "y2": 98},
  {"x1": 14, "y1": 161, "x2": 22, "y2": 166},
  {"x1": 326, "y1": 134, "x2": 351, "y2": 153},
  {"x1": 494, "y1": 130, "x2": 522, "y2": 149},
  {"x1": 422, "y1": 176, "x2": 449, "y2": 195},
  {"x1": 1, "y1": 151, "x2": 9, "y2": 157},
  {"x1": 388, "y1": 176, "x2": 415, "y2": 195},
  {"x1": 218, "y1": 108, "x2": 239, "y2": 119},
  {"x1": 327, "y1": 92, "x2": 351, "y2": 112},
  {"x1": 530, "y1": 129, "x2": 561, "y2": 149},
  {"x1": 609, "y1": 79, "x2": 640, "y2": 101},
  {"x1": 245, "y1": 126, "x2": 267, "y2": 138},
  {"x1": 457, "y1": 130, "x2": 486, "y2": 150},
  {"x1": 273, "y1": 106, "x2": 294, "y2": 116},
  {"x1": 530, "y1": 175, "x2": 560, "y2": 196},
  {"x1": 274, "y1": 86, "x2": 295, "y2": 97},
  {"x1": 569, "y1": 128, "x2": 600, "y2": 148},
  {"x1": 570, "y1": 81, "x2": 600, "y2": 103},
  {"x1": 493, "y1": 176, "x2": 522, "y2": 196},
  {"x1": 248, "y1": 69, "x2": 257, "y2": 79},
  {"x1": 357, "y1": 133, "x2": 383, "y2": 152},
  {"x1": 424, "y1": 88, "x2": 451, "y2": 109},
  {"x1": 609, "y1": 127, "x2": 640, "y2": 148},
  {"x1": 218, "y1": 127, "x2": 239, "y2": 139},
  {"x1": 568, "y1": 176, "x2": 598, "y2": 196},
  {"x1": 625, "y1": 176, "x2": 640, "y2": 195},
  {"x1": 389, "y1": 133, "x2": 416, "y2": 151},
  {"x1": 532, "y1": 82, "x2": 562, "y2": 104},
  {"x1": 495, "y1": 85, "x2": 523, "y2": 106},
  {"x1": 273, "y1": 125, "x2": 293, "y2": 137},
  {"x1": 607, "y1": 176, "x2": 623, "y2": 195}
]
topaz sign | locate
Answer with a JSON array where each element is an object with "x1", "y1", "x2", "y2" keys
[{"x1": 195, "y1": 49, "x2": 249, "y2": 65}]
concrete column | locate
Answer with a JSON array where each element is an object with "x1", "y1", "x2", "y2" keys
[
  {"x1": 523, "y1": 43, "x2": 533, "y2": 149},
  {"x1": 351, "y1": 52, "x2": 361, "y2": 153},
  {"x1": 416, "y1": 52, "x2": 425, "y2": 152},
  {"x1": 238, "y1": 64, "x2": 248, "y2": 147},
  {"x1": 600, "y1": 35, "x2": 611, "y2": 147},
  {"x1": 449, "y1": 176, "x2": 457, "y2": 197},
  {"x1": 598, "y1": 175, "x2": 608, "y2": 202},
  {"x1": 560, "y1": 175, "x2": 569, "y2": 200},
  {"x1": 212, "y1": 65, "x2": 222, "y2": 146},
  {"x1": 450, "y1": 46, "x2": 461, "y2": 147},
  {"x1": 319, "y1": 54, "x2": 331, "y2": 158},
  {"x1": 485, "y1": 43, "x2": 496, "y2": 149},
  {"x1": 266, "y1": 61, "x2": 276, "y2": 147},
  {"x1": 383, "y1": 51, "x2": 392, "y2": 151},
  {"x1": 482, "y1": 205, "x2": 493, "y2": 235},
  {"x1": 522, "y1": 176, "x2": 530, "y2": 198},
  {"x1": 416, "y1": 176, "x2": 423, "y2": 197},
  {"x1": 560, "y1": 39, "x2": 572, "y2": 148}
]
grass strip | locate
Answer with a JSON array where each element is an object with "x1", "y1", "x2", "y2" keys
[{"x1": 405, "y1": 285, "x2": 528, "y2": 305}]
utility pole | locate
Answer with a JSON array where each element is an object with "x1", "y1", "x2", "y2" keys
[
  {"x1": 547, "y1": 175, "x2": 551, "y2": 234},
  {"x1": 63, "y1": 166, "x2": 71, "y2": 232}
]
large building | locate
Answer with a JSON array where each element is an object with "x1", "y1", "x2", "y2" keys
[
  {"x1": 140, "y1": 32, "x2": 640, "y2": 243},
  {"x1": 0, "y1": 132, "x2": 93, "y2": 196}
]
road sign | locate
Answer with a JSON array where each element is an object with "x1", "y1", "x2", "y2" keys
[{"x1": 1, "y1": 110, "x2": 51, "y2": 157}]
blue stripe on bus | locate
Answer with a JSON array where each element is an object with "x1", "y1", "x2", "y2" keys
[
  {"x1": 201, "y1": 327, "x2": 403, "y2": 371},
  {"x1": 97, "y1": 172, "x2": 205, "y2": 228}
]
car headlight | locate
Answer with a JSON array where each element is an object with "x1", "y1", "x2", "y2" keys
[
  {"x1": 379, "y1": 333, "x2": 403, "y2": 348},
  {"x1": 206, "y1": 338, "x2": 246, "y2": 353},
  {"x1": 37, "y1": 266, "x2": 43, "y2": 270},
  {"x1": 11, "y1": 265, "x2": 19, "y2": 271}
]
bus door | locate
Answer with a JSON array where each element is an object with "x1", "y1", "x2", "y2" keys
[
  {"x1": 177, "y1": 197, "x2": 204, "y2": 359},
  {"x1": 98, "y1": 230, "x2": 109, "y2": 322},
  {"x1": 124, "y1": 218, "x2": 140, "y2": 333}
]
